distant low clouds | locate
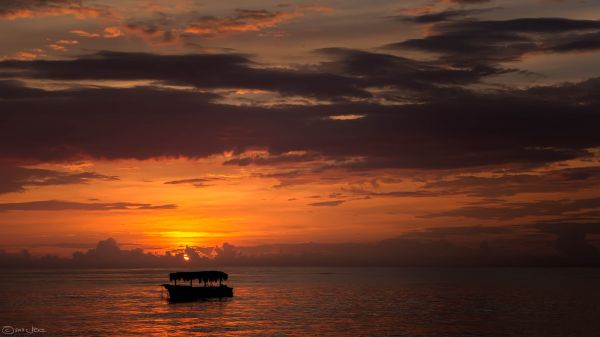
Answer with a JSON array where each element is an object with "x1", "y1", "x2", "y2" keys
[
  {"x1": 0, "y1": 200, "x2": 176, "y2": 212},
  {"x1": 2, "y1": 224, "x2": 599, "y2": 268},
  {"x1": 0, "y1": 165, "x2": 118, "y2": 194},
  {"x1": 534, "y1": 222, "x2": 600, "y2": 260}
]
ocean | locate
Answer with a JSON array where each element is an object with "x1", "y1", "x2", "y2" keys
[{"x1": 1, "y1": 267, "x2": 599, "y2": 336}]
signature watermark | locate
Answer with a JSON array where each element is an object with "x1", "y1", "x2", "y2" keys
[{"x1": 2, "y1": 326, "x2": 46, "y2": 335}]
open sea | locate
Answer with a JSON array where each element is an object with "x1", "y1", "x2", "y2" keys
[{"x1": 1, "y1": 267, "x2": 600, "y2": 337}]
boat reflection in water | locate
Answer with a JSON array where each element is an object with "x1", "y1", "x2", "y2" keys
[{"x1": 162, "y1": 271, "x2": 233, "y2": 302}]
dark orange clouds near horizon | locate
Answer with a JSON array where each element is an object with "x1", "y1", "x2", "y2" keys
[{"x1": 1, "y1": 0, "x2": 600, "y2": 266}]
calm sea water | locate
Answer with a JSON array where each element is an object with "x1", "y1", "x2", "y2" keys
[{"x1": 1, "y1": 267, "x2": 600, "y2": 337}]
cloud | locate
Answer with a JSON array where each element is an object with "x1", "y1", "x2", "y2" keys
[
  {"x1": 70, "y1": 27, "x2": 123, "y2": 39},
  {"x1": 395, "y1": 8, "x2": 494, "y2": 24},
  {"x1": 424, "y1": 197, "x2": 600, "y2": 220},
  {"x1": 164, "y1": 178, "x2": 211, "y2": 185},
  {"x1": 0, "y1": 0, "x2": 111, "y2": 20},
  {"x1": 182, "y1": 8, "x2": 304, "y2": 36},
  {"x1": 47, "y1": 39, "x2": 79, "y2": 52},
  {"x1": 0, "y1": 200, "x2": 177, "y2": 212},
  {"x1": 422, "y1": 166, "x2": 600, "y2": 197},
  {"x1": 0, "y1": 49, "x2": 46, "y2": 61},
  {"x1": 443, "y1": 0, "x2": 492, "y2": 3},
  {"x1": 121, "y1": 5, "x2": 332, "y2": 45},
  {"x1": 342, "y1": 185, "x2": 442, "y2": 198},
  {"x1": 0, "y1": 79, "x2": 52, "y2": 98},
  {"x1": 0, "y1": 51, "x2": 368, "y2": 99},
  {"x1": 0, "y1": 165, "x2": 118, "y2": 194},
  {"x1": 68, "y1": 238, "x2": 162, "y2": 267},
  {"x1": 2, "y1": 230, "x2": 598, "y2": 268},
  {"x1": 534, "y1": 222, "x2": 600, "y2": 262},
  {"x1": 412, "y1": 225, "x2": 513, "y2": 236},
  {"x1": 223, "y1": 151, "x2": 323, "y2": 166},
  {"x1": 388, "y1": 18, "x2": 600, "y2": 66},
  {"x1": 536, "y1": 222, "x2": 600, "y2": 236},
  {"x1": 316, "y1": 48, "x2": 508, "y2": 96},
  {"x1": 164, "y1": 177, "x2": 224, "y2": 187},
  {"x1": 308, "y1": 200, "x2": 344, "y2": 207},
  {"x1": 0, "y1": 53, "x2": 599, "y2": 170}
]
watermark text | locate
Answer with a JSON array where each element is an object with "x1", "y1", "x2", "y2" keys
[{"x1": 2, "y1": 326, "x2": 46, "y2": 335}]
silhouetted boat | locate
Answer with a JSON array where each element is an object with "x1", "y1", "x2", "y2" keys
[{"x1": 162, "y1": 271, "x2": 233, "y2": 302}]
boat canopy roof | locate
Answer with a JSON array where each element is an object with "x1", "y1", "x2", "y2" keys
[{"x1": 169, "y1": 271, "x2": 228, "y2": 283}]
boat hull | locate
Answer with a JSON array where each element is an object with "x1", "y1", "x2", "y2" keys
[{"x1": 163, "y1": 284, "x2": 233, "y2": 302}]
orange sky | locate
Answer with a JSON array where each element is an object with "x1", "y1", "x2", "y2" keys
[{"x1": 2, "y1": 154, "x2": 599, "y2": 255}]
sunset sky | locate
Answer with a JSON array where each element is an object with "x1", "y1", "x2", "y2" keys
[{"x1": 1, "y1": 0, "x2": 600, "y2": 260}]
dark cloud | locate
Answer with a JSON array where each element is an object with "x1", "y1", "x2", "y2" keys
[
  {"x1": 446, "y1": 18, "x2": 600, "y2": 33},
  {"x1": 28, "y1": 171, "x2": 117, "y2": 186},
  {"x1": 308, "y1": 200, "x2": 344, "y2": 207},
  {"x1": 316, "y1": 48, "x2": 508, "y2": 97},
  {"x1": 396, "y1": 8, "x2": 494, "y2": 24},
  {"x1": 0, "y1": 165, "x2": 118, "y2": 194},
  {"x1": 424, "y1": 197, "x2": 600, "y2": 220},
  {"x1": 0, "y1": 200, "x2": 176, "y2": 212},
  {"x1": 0, "y1": 53, "x2": 599, "y2": 171},
  {"x1": 536, "y1": 222, "x2": 600, "y2": 238},
  {"x1": 164, "y1": 178, "x2": 210, "y2": 185},
  {"x1": 0, "y1": 49, "x2": 514, "y2": 104},
  {"x1": 0, "y1": 51, "x2": 369, "y2": 100},
  {"x1": 388, "y1": 18, "x2": 600, "y2": 66},
  {"x1": 343, "y1": 186, "x2": 439, "y2": 198},
  {"x1": 422, "y1": 166, "x2": 600, "y2": 197},
  {"x1": 69, "y1": 238, "x2": 162, "y2": 268},
  {"x1": 223, "y1": 152, "x2": 323, "y2": 166},
  {"x1": 164, "y1": 177, "x2": 224, "y2": 187},
  {"x1": 549, "y1": 31, "x2": 600, "y2": 52}
]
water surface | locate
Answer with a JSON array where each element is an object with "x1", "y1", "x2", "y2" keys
[{"x1": 1, "y1": 267, "x2": 599, "y2": 336}]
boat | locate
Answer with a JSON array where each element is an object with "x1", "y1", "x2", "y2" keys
[{"x1": 162, "y1": 271, "x2": 233, "y2": 302}]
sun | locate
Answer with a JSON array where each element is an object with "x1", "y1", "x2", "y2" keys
[{"x1": 183, "y1": 253, "x2": 190, "y2": 261}]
